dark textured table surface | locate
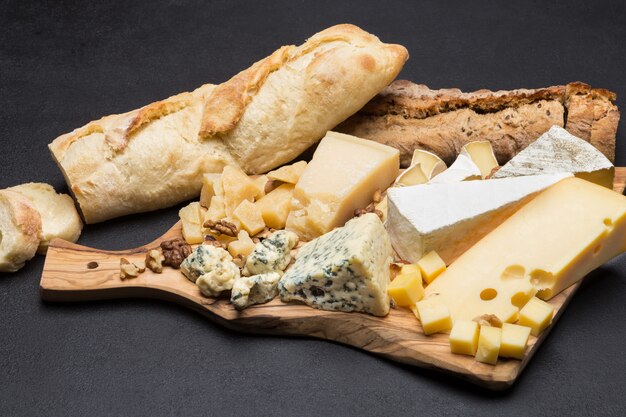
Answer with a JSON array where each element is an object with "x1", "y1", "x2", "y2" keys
[{"x1": 1, "y1": 1, "x2": 625, "y2": 416}]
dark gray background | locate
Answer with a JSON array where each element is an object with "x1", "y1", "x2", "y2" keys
[{"x1": 1, "y1": 1, "x2": 625, "y2": 416}]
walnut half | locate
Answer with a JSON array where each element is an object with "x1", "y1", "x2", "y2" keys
[
  {"x1": 203, "y1": 219, "x2": 238, "y2": 237},
  {"x1": 145, "y1": 248, "x2": 165, "y2": 273},
  {"x1": 120, "y1": 258, "x2": 145, "y2": 280},
  {"x1": 160, "y1": 238, "x2": 192, "y2": 269}
]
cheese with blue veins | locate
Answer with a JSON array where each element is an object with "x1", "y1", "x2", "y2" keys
[
  {"x1": 230, "y1": 272, "x2": 281, "y2": 310},
  {"x1": 279, "y1": 213, "x2": 392, "y2": 317},
  {"x1": 180, "y1": 245, "x2": 240, "y2": 297},
  {"x1": 243, "y1": 230, "x2": 299, "y2": 276}
]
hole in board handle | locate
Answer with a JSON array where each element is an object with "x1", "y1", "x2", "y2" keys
[{"x1": 87, "y1": 261, "x2": 99, "y2": 269}]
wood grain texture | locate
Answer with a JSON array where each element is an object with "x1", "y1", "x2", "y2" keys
[{"x1": 39, "y1": 168, "x2": 626, "y2": 390}]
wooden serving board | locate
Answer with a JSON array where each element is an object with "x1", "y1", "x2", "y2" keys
[{"x1": 40, "y1": 168, "x2": 626, "y2": 390}]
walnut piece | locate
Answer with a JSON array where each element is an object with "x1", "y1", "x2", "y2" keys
[
  {"x1": 203, "y1": 219, "x2": 238, "y2": 237},
  {"x1": 372, "y1": 189, "x2": 383, "y2": 203},
  {"x1": 120, "y1": 257, "x2": 145, "y2": 280},
  {"x1": 160, "y1": 238, "x2": 192, "y2": 269},
  {"x1": 203, "y1": 235, "x2": 227, "y2": 249},
  {"x1": 354, "y1": 202, "x2": 384, "y2": 221},
  {"x1": 473, "y1": 314, "x2": 503, "y2": 328},
  {"x1": 145, "y1": 248, "x2": 165, "y2": 273}
]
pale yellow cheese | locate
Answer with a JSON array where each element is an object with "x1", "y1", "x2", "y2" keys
[
  {"x1": 415, "y1": 298, "x2": 453, "y2": 335},
  {"x1": 267, "y1": 161, "x2": 308, "y2": 184},
  {"x1": 410, "y1": 149, "x2": 447, "y2": 180},
  {"x1": 233, "y1": 199, "x2": 265, "y2": 236},
  {"x1": 400, "y1": 263, "x2": 421, "y2": 276},
  {"x1": 500, "y1": 323, "x2": 531, "y2": 359},
  {"x1": 475, "y1": 326, "x2": 501, "y2": 365},
  {"x1": 424, "y1": 178, "x2": 626, "y2": 324},
  {"x1": 179, "y1": 202, "x2": 205, "y2": 244},
  {"x1": 255, "y1": 184, "x2": 294, "y2": 229},
  {"x1": 199, "y1": 173, "x2": 222, "y2": 208},
  {"x1": 286, "y1": 132, "x2": 399, "y2": 241},
  {"x1": 228, "y1": 230, "x2": 256, "y2": 258},
  {"x1": 517, "y1": 297, "x2": 554, "y2": 336},
  {"x1": 449, "y1": 320, "x2": 479, "y2": 356},
  {"x1": 252, "y1": 175, "x2": 269, "y2": 200},
  {"x1": 462, "y1": 141, "x2": 499, "y2": 179},
  {"x1": 417, "y1": 250, "x2": 446, "y2": 284},
  {"x1": 394, "y1": 163, "x2": 429, "y2": 187},
  {"x1": 222, "y1": 165, "x2": 263, "y2": 217},
  {"x1": 388, "y1": 272, "x2": 424, "y2": 307},
  {"x1": 205, "y1": 195, "x2": 226, "y2": 221}
]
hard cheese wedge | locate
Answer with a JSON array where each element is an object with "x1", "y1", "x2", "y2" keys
[
  {"x1": 387, "y1": 173, "x2": 571, "y2": 264},
  {"x1": 424, "y1": 177, "x2": 626, "y2": 323},
  {"x1": 286, "y1": 132, "x2": 399, "y2": 241},
  {"x1": 493, "y1": 125, "x2": 614, "y2": 188},
  {"x1": 279, "y1": 213, "x2": 392, "y2": 317}
]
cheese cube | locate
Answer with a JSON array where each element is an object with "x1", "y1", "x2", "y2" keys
[
  {"x1": 252, "y1": 175, "x2": 269, "y2": 199},
  {"x1": 179, "y1": 202, "x2": 204, "y2": 244},
  {"x1": 267, "y1": 161, "x2": 308, "y2": 184},
  {"x1": 517, "y1": 297, "x2": 554, "y2": 336},
  {"x1": 255, "y1": 184, "x2": 294, "y2": 229},
  {"x1": 475, "y1": 326, "x2": 502, "y2": 365},
  {"x1": 388, "y1": 272, "x2": 424, "y2": 307},
  {"x1": 199, "y1": 173, "x2": 222, "y2": 208},
  {"x1": 286, "y1": 132, "x2": 399, "y2": 241},
  {"x1": 500, "y1": 323, "x2": 531, "y2": 359},
  {"x1": 410, "y1": 149, "x2": 446, "y2": 180},
  {"x1": 394, "y1": 163, "x2": 428, "y2": 187},
  {"x1": 424, "y1": 178, "x2": 626, "y2": 324},
  {"x1": 449, "y1": 320, "x2": 479, "y2": 356},
  {"x1": 417, "y1": 251, "x2": 446, "y2": 284},
  {"x1": 415, "y1": 298, "x2": 452, "y2": 335},
  {"x1": 222, "y1": 165, "x2": 262, "y2": 217},
  {"x1": 233, "y1": 200, "x2": 265, "y2": 236},
  {"x1": 461, "y1": 141, "x2": 499, "y2": 179},
  {"x1": 228, "y1": 230, "x2": 256, "y2": 258},
  {"x1": 400, "y1": 263, "x2": 421, "y2": 277},
  {"x1": 205, "y1": 195, "x2": 226, "y2": 221}
]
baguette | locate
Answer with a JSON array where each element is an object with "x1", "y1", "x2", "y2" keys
[
  {"x1": 336, "y1": 81, "x2": 619, "y2": 166},
  {"x1": 49, "y1": 24, "x2": 408, "y2": 224},
  {"x1": 0, "y1": 190, "x2": 42, "y2": 272}
]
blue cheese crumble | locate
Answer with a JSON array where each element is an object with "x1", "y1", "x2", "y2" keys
[
  {"x1": 230, "y1": 272, "x2": 281, "y2": 310},
  {"x1": 243, "y1": 230, "x2": 299, "y2": 276},
  {"x1": 180, "y1": 245, "x2": 240, "y2": 297},
  {"x1": 279, "y1": 213, "x2": 392, "y2": 316}
]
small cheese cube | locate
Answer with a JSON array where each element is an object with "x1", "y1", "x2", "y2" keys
[
  {"x1": 255, "y1": 184, "x2": 294, "y2": 229},
  {"x1": 449, "y1": 320, "x2": 479, "y2": 356},
  {"x1": 267, "y1": 161, "x2": 308, "y2": 184},
  {"x1": 415, "y1": 299, "x2": 452, "y2": 335},
  {"x1": 205, "y1": 195, "x2": 226, "y2": 221},
  {"x1": 400, "y1": 263, "x2": 421, "y2": 277},
  {"x1": 228, "y1": 230, "x2": 256, "y2": 258},
  {"x1": 517, "y1": 297, "x2": 554, "y2": 336},
  {"x1": 417, "y1": 250, "x2": 446, "y2": 284},
  {"x1": 233, "y1": 200, "x2": 265, "y2": 236},
  {"x1": 476, "y1": 326, "x2": 502, "y2": 365},
  {"x1": 199, "y1": 173, "x2": 222, "y2": 208},
  {"x1": 388, "y1": 272, "x2": 424, "y2": 307},
  {"x1": 222, "y1": 165, "x2": 262, "y2": 217},
  {"x1": 500, "y1": 323, "x2": 531, "y2": 359},
  {"x1": 179, "y1": 202, "x2": 204, "y2": 244},
  {"x1": 252, "y1": 175, "x2": 269, "y2": 199}
]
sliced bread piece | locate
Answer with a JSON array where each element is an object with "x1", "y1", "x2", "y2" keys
[{"x1": 0, "y1": 190, "x2": 42, "y2": 272}]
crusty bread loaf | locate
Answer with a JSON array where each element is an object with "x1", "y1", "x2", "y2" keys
[
  {"x1": 49, "y1": 24, "x2": 408, "y2": 224},
  {"x1": 0, "y1": 190, "x2": 42, "y2": 272},
  {"x1": 8, "y1": 183, "x2": 82, "y2": 254},
  {"x1": 336, "y1": 81, "x2": 619, "y2": 167}
]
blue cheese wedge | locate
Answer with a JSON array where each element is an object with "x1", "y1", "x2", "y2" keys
[
  {"x1": 230, "y1": 272, "x2": 281, "y2": 310},
  {"x1": 180, "y1": 245, "x2": 240, "y2": 297},
  {"x1": 279, "y1": 213, "x2": 392, "y2": 317},
  {"x1": 243, "y1": 230, "x2": 298, "y2": 276},
  {"x1": 492, "y1": 125, "x2": 614, "y2": 188}
]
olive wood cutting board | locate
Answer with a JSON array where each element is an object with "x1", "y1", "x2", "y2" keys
[{"x1": 39, "y1": 168, "x2": 626, "y2": 390}]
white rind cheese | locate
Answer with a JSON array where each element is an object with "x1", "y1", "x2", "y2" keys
[
  {"x1": 387, "y1": 173, "x2": 572, "y2": 264},
  {"x1": 230, "y1": 272, "x2": 281, "y2": 310},
  {"x1": 243, "y1": 230, "x2": 299, "y2": 276},
  {"x1": 279, "y1": 213, "x2": 392, "y2": 316},
  {"x1": 428, "y1": 153, "x2": 481, "y2": 184},
  {"x1": 181, "y1": 245, "x2": 240, "y2": 297},
  {"x1": 493, "y1": 125, "x2": 614, "y2": 188}
]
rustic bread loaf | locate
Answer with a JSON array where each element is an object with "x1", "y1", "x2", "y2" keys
[
  {"x1": 49, "y1": 24, "x2": 408, "y2": 224},
  {"x1": 336, "y1": 81, "x2": 619, "y2": 167},
  {"x1": 8, "y1": 183, "x2": 82, "y2": 254},
  {"x1": 0, "y1": 190, "x2": 42, "y2": 272}
]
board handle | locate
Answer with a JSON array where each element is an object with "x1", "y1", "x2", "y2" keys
[{"x1": 40, "y1": 238, "x2": 155, "y2": 302}]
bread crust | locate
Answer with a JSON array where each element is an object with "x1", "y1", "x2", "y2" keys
[
  {"x1": 337, "y1": 81, "x2": 618, "y2": 166},
  {"x1": 0, "y1": 190, "x2": 42, "y2": 272},
  {"x1": 49, "y1": 24, "x2": 408, "y2": 223}
]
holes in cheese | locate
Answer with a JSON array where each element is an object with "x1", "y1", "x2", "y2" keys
[
  {"x1": 480, "y1": 288, "x2": 497, "y2": 301},
  {"x1": 285, "y1": 132, "x2": 399, "y2": 241},
  {"x1": 424, "y1": 177, "x2": 626, "y2": 324},
  {"x1": 501, "y1": 264, "x2": 525, "y2": 280}
]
